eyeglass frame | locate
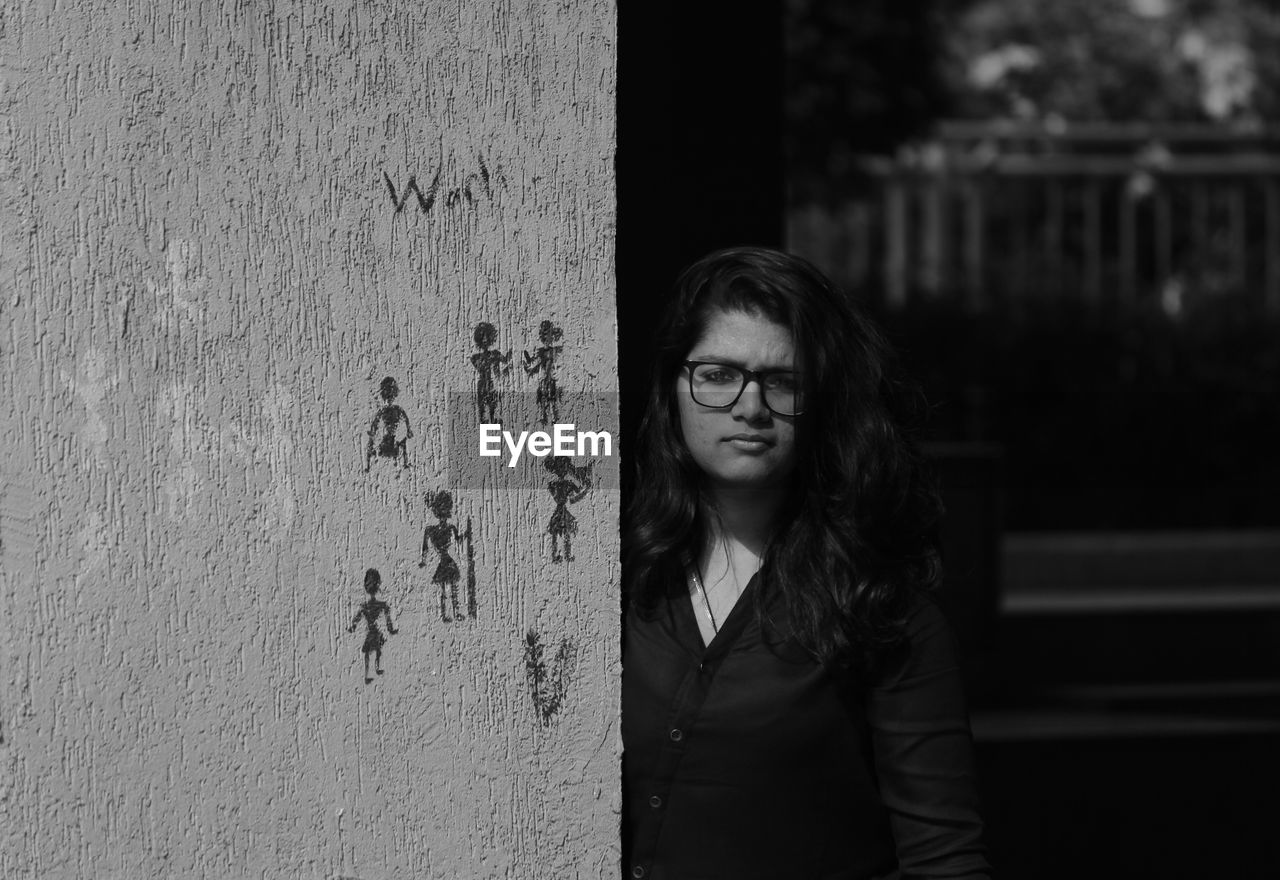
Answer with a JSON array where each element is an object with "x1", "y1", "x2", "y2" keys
[{"x1": 679, "y1": 360, "x2": 805, "y2": 416}]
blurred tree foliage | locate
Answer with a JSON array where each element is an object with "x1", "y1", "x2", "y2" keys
[
  {"x1": 785, "y1": 0, "x2": 1280, "y2": 190},
  {"x1": 785, "y1": 0, "x2": 1280, "y2": 530},
  {"x1": 947, "y1": 0, "x2": 1280, "y2": 123},
  {"x1": 784, "y1": 0, "x2": 952, "y2": 198}
]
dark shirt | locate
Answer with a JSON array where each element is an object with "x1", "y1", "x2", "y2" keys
[{"x1": 622, "y1": 572, "x2": 991, "y2": 880}]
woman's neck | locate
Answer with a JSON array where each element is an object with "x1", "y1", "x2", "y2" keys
[{"x1": 703, "y1": 483, "x2": 786, "y2": 554}]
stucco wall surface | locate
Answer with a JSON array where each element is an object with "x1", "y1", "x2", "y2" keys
[{"x1": 0, "y1": 1, "x2": 618, "y2": 877}]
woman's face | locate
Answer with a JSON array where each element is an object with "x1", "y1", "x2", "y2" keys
[{"x1": 674, "y1": 308, "x2": 799, "y2": 492}]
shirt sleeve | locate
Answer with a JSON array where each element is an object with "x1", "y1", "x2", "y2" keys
[{"x1": 865, "y1": 599, "x2": 993, "y2": 879}]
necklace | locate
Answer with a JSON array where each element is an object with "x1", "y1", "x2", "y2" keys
[{"x1": 688, "y1": 564, "x2": 719, "y2": 635}]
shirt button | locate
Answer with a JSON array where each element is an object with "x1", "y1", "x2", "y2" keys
[
  {"x1": 669, "y1": 728, "x2": 683, "y2": 742},
  {"x1": 649, "y1": 794, "x2": 662, "y2": 808},
  {"x1": 631, "y1": 866, "x2": 646, "y2": 878}
]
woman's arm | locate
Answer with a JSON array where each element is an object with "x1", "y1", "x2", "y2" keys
[{"x1": 865, "y1": 600, "x2": 992, "y2": 879}]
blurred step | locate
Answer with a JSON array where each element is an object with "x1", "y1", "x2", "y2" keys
[
  {"x1": 1002, "y1": 584, "x2": 1280, "y2": 614},
  {"x1": 974, "y1": 728, "x2": 1280, "y2": 879},
  {"x1": 1004, "y1": 528, "x2": 1280, "y2": 595},
  {"x1": 984, "y1": 605, "x2": 1280, "y2": 689},
  {"x1": 972, "y1": 679, "x2": 1280, "y2": 742},
  {"x1": 984, "y1": 529, "x2": 1280, "y2": 688},
  {"x1": 973, "y1": 708, "x2": 1280, "y2": 742}
]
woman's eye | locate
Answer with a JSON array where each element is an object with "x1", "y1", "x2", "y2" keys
[
  {"x1": 698, "y1": 368, "x2": 739, "y2": 384},
  {"x1": 765, "y1": 374, "x2": 799, "y2": 391}
]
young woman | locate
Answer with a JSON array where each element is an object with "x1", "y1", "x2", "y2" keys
[{"x1": 622, "y1": 247, "x2": 991, "y2": 879}]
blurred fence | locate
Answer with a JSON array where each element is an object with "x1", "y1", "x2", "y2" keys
[{"x1": 789, "y1": 121, "x2": 1280, "y2": 314}]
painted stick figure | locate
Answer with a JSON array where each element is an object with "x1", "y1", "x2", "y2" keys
[
  {"x1": 366, "y1": 376, "x2": 413, "y2": 471},
  {"x1": 348, "y1": 568, "x2": 398, "y2": 683},
  {"x1": 420, "y1": 491, "x2": 475, "y2": 622},
  {"x1": 471, "y1": 322, "x2": 512, "y2": 423},
  {"x1": 523, "y1": 320, "x2": 564, "y2": 425},
  {"x1": 544, "y1": 457, "x2": 592, "y2": 563}
]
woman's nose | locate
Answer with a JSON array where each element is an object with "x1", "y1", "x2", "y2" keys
[{"x1": 732, "y1": 380, "x2": 770, "y2": 420}]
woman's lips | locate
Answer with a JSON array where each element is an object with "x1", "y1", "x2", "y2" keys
[{"x1": 724, "y1": 434, "x2": 772, "y2": 452}]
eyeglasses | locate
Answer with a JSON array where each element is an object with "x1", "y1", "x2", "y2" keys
[{"x1": 681, "y1": 361, "x2": 804, "y2": 416}]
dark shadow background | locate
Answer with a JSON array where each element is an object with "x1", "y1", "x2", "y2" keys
[{"x1": 616, "y1": 0, "x2": 784, "y2": 462}]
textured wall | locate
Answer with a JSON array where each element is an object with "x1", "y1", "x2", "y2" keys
[{"x1": 0, "y1": 1, "x2": 618, "y2": 877}]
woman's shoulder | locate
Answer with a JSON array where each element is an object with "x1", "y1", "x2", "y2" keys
[
  {"x1": 869, "y1": 594, "x2": 962, "y2": 690},
  {"x1": 901, "y1": 593, "x2": 953, "y2": 639}
]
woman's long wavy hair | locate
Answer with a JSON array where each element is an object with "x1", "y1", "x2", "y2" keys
[{"x1": 624, "y1": 247, "x2": 943, "y2": 677}]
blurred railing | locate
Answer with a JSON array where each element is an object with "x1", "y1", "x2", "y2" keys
[{"x1": 789, "y1": 120, "x2": 1280, "y2": 314}]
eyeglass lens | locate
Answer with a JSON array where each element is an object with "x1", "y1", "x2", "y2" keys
[{"x1": 688, "y1": 364, "x2": 802, "y2": 415}]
